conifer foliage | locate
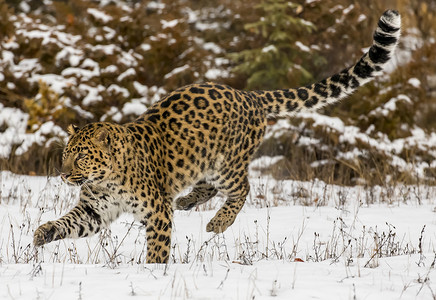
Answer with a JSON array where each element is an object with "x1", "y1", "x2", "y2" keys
[{"x1": 229, "y1": 0, "x2": 316, "y2": 90}]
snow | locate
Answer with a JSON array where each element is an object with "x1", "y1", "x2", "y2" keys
[
  {"x1": 266, "y1": 112, "x2": 436, "y2": 182},
  {"x1": 55, "y1": 46, "x2": 83, "y2": 67},
  {"x1": 408, "y1": 77, "x2": 421, "y2": 88},
  {"x1": 299, "y1": 112, "x2": 345, "y2": 133},
  {"x1": 122, "y1": 99, "x2": 148, "y2": 116},
  {"x1": 100, "y1": 106, "x2": 123, "y2": 122},
  {"x1": 161, "y1": 19, "x2": 179, "y2": 29},
  {"x1": 369, "y1": 94, "x2": 412, "y2": 117},
  {"x1": 133, "y1": 81, "x2": 148, "y2": 95},
  {"x1": 205, "y1": 68, "x2": 228, "y2": 80},
  {"x1": 329, "y1": 5, "x2": 344, "y2": 14},
  {"x1": 336, "y1": 148, "x2": 365, "y2": 161},
  {"x1": 103, "y1": 26, "x2": 116, "y2": 40},
  {"x1": 1, "y1": 38, "x2": 19, "y2": 50},
  {"x1": 64, "y1": 98, "x2": 94, "y2": 119},
  {"x1": 32, "y1": 74, "x2": 77, "y2": 94},
  {"x1": 88, "y1": 44, "x2": 118, "y2": 55},
  {"x1": 107, "y1": 84, "x2": 130, "y2": 98},
  {"x1": 81, "y1": 58, "x2": 100, "y2": 70},
  {"x1": 249, "y1": 155, "x2": 285, "y2": 176},
  {"x1": 0, "y1": 104, "x2": 68, "y2": 158},
  {"x1": 300, "y1": 19, "x2": 314, "y2": 27},
  {"x1": 264, "y1": 119, "x2": 293, "y2": 139},
  {"x1": 357, "y1": 14, "x2": 367, "y2": 23},
  {"x1": 0, "y1": 105, "x2": 29, "y2": 158},
  {"x1": 6, "y1": 57, "x2": 41, "y2": 79},
  {"x1": 2, "y1": 50, "x2": 14, "y2": 64},
  {"x1": 195, "y1": 21, "x2": 221, "y2": 31},
  {"x1": 295, "y1": 41, "x2": 311, "y2": 52},
  {"x1": 120, "y1": 16, "x2": 132, "y2": 22},
  {"x1": 147, "y1": 1, "x2": 165, "y2": 11},
  {"x1": 101, "y1": 65, "x2": 118, "y2": 74},
  {"x1": 262, "y1": 45, "x2": 277, "y2": 53},
  {"x1": 117, "y1": 68, "x2": 136, "y2": 82},
  {"x1": 164, "y1": 64, "x2": 190, "y2": 80},
  {"x1": 118, "y1": 50, "x2": 139, "y2": 67},
  {"x1": 15, "y1": 25, "x2": 81, "y2": 48},
  {"x1": 79, "y1": 84, "x2": 104, "y2": 106},
  {"x1": 0, "y1": 172, "x2": 435, "y2": 299},
  {"x1": 19, "y1": 1, "x2": 30, "y2": 13},
  {"x1": 203, "y1": 42, "x2": 223, "y2": 54},
  {"x1": 62, "y1": 66, "x2": 99, "y2": 81},
  {"x1": 343, "y1": 4, "x2": 355, "y2": 15},
  {"x1": 140, "y1": 43, "x2": 151, "y2": 51},
  {"x1": 87, "y1": 8, "x2": 113, "y2": 24},
  {"x1": 149, "y1": 86, "x2": 167, "y2": 103}
]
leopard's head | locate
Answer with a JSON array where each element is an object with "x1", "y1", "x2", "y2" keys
[{"x1": 61, "y1": 123, "x2": 116, "y2": 186}]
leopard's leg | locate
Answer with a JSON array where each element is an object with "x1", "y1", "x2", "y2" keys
[
  {"x1": 175, "y1": 180, "x2": 218, "y2": 210},
  {"x1": 34, "y1": 186, "x2": 121, "y2": 247},
  {"x1": 136, "y1": 195, "x2": 173, "y2": 263},
  {"x1": 206, "y1": 173, "x2": 249, "y2": 234}
]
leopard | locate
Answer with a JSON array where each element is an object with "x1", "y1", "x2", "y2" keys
[{"x1": 34, "y1": 10, "x2": 401, "y2": 263}]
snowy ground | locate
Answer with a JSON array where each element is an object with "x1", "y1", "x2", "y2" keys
[{"x1": 1, "y1": 170, "x2": 436, "y2": 299}]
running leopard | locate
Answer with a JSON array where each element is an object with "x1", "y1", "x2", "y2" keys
[{"x1": 34, "y1": 10, "x2": 401, "y2": 263}]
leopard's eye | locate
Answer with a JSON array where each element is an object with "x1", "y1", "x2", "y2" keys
[{"x1": 77, "y1": 153, "x2": 87, "y2": 160}]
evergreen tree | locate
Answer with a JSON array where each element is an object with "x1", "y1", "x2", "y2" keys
[{"x1": 229, "y1": 0, "x2": 316, "y2": 90}]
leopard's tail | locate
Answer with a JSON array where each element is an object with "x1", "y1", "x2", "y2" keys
[{"x1": 254, "y1": 9, "x2": 401, "y2": 117}]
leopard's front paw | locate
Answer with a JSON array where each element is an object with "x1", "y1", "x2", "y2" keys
[
  {"x1": 33, "y1": 222, "x2": 59, "y2": 247},
  {"x1": 206, "y1": 214, "x2": 234, "y2": 233}
]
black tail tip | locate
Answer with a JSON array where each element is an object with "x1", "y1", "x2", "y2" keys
[
  {"x1": 381, "y1": 9, "x2": 401, "y2": 27},
  {"x1": 383, "y1": 9, "x2": 400, "y2": 17},
  {"x1": 378, "y1": 9, "x2": 401, "y2": 34}
]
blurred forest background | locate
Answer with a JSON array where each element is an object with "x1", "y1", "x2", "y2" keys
[{"x1": 0, "y1": 0, "x2": 435, "y2": 186}]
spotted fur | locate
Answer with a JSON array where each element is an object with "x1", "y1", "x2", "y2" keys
[{"x1": 34, "y1": 10, "x2": 401, "y2": 263}]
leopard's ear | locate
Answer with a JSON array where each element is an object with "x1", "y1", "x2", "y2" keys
[
  {"x1": 67, "y1": 124, "x2": 80, "y2": 136},
  {"x1": 94, "y1": 128, "x2": 111, "y2": 149}
]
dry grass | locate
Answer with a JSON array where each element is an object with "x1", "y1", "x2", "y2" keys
[{"x1": 2, "y1": 171, "x2": 434, "y2": 267}]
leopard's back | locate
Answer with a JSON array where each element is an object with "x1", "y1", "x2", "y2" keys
[{"x1": 137, "y1": 83, "x2": 267, "y2": 196}]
